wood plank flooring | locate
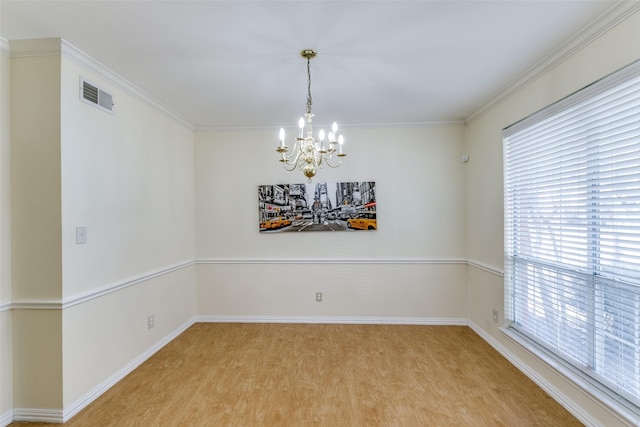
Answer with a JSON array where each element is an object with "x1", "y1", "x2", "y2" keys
[{"x1": 11, "y1": 323, "x2": 581, "y2": 426}]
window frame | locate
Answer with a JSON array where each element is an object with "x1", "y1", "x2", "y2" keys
[{"x1": 503, "y1": 58, "x2": 640, "y2": 424}]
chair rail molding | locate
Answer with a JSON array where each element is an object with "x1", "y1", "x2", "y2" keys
[{"x1": 5, "y1": 260, "x2": 195, "y2": 311}]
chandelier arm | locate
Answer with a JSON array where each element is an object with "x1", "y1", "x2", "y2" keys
[
  {"x1": 281, "y1": 159, "x2": 299, "y2": 172},
  {"x1": 281, "y1": 151, "x2": 301, "y2": 170},
  {"x1": 280, "y1": 150, "x2": 296, "y2": 163},
  {"x1": 323, "y1": 155, "x2": 343, "y2": 168},
  {"x1": 280, "y1": 139, "x2": 302, "y2": 162}
]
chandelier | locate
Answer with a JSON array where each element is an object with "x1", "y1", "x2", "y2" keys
[{"x1": 277, "y1": 49, "x2": 346, "y2": 182}]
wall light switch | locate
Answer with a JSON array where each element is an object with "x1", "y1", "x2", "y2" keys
[{"x1": 76, "y1": 226, "x2": 87, "y2": 244}]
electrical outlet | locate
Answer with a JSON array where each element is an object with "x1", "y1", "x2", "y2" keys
[
  {"x1": 492, "y1": 309, "x2": 499, "y2": 323},
  {"x1": 316, "y1": 292, "x2": 323, "y2": 302},
  {"x1": 147, "y1": 315, "x2": 155, "y2": 329}
]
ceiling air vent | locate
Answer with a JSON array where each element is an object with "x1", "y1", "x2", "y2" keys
[{"x1": 80, "y1": 77, "x2": 114, "y2": 113}]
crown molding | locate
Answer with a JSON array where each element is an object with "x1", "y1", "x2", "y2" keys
[
  {"x1": 59, "y1": 39, "x2": 193, "y2": 129},
  {"x1": 196, "y1": 120, "x2": 465, "y2": 132},
  {"x1": 7, "y1": 37, "x2": 194, "y2": 130},
  {"x1": 467, "y1": 1, "x2": 640, "y2": 123}
]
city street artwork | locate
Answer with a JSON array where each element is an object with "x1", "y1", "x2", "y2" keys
[{"x1": 258, "y1": 182, "x2": 376, "y2": 232}]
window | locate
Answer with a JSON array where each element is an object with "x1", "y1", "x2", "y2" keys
[{"x1": 503, "y1": 59, "x2": 640, "y2": 412}]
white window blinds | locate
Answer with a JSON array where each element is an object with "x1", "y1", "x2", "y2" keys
[{"x1": 503, "y1": 59, "x2": 640, "y2": 409}]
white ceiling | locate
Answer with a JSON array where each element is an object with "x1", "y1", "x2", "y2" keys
[{"x1": 0, "y1": 1, "x2": 631, "y2": 129}]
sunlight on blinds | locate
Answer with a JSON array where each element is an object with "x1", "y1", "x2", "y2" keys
[{"x1": 503, "y1": 59, "x2": 640, "y2": 410}]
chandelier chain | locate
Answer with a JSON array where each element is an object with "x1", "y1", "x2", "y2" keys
[{"x1": 306, "y1": 56, "x2": 313, "y2": 115}]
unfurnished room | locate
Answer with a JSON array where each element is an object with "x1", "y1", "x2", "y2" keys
[{"x1": 1, "y1": 1, "x2": 640, "y2": 426}]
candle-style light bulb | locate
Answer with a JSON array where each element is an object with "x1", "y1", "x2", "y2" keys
[
  {"x1": 298, "y1": 117, "x2": 305, "y2": 138},
  {"x1": 332, "y1": 122, "x2": 338, "y2": 134},
  {"x1": 279, "y1": 128, "x2": 285, "y2": 147},
  {"x1": 338, "y1": 135, "x2": 344, "y2": 154},
  {"x1": 319, "y1": 129, "x2": 325, "y2": 142}
]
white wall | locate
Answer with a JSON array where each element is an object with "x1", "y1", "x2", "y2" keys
[
  {"x1": 195, "y1": 126, "x2": 468, "y2": 322},
  {"x1": 5, "y1": 39, "x2": 197, "y2": 420},
  {"x1": 10, "y1": 49, "x2": 64, "y2": 411},
  {"x1": 58, "y1": 50, "x2": 197, "y2": 411},
  {"x1": 10, "y1": 52, "x2": 62, "y2": 302},
  {"x1": 62, "y1": 266, "x2": 195, "y2": 412},
  {"x1": 0, "y1": 38, "x2": 13, "y2": 425},
  {"x1": 465, "y1": 7, "x2": 640, "y2": 426},
  {"x1": 60, "y1": 58, "x2": 196, "y2": 297}
]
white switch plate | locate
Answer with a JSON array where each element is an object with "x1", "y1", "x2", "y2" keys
[{"x1": 76, "y1": 226, "x2": 87, "y2": 244}]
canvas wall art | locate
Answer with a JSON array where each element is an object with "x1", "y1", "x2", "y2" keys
[{"x1": 258, "y1": 181, "x2": 376, "y2": 232}]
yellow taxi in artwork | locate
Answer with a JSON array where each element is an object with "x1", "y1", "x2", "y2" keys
[
  {"x1": 347, "y1": 212, "x2": 377, "y2": 230},
  {"x1": 260, "y1": 217, "x2": 292, "y2": 230}
]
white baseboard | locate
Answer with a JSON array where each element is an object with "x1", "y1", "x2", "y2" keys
[
  {"x1": 61, "y1": 316, "x2": 196, "y2": 422},
  {"x1": 10, "y1": 317, "x2": 196, "y2": 425},
  {"x1": 11, "y1": 408, "x2": 63, "y2": 424},
  {"x1": 9, "y1": 317, "x2": 195, "y2": 425},
  {"x1": 197, "y1": 315, "x2": 468, "y2": 326},
  {"x1": 0, "y1": 409, "x2": 14, "y2": 427},
  {"x1": 467, "y1": 321, "x2": 601, "y2": 427}
]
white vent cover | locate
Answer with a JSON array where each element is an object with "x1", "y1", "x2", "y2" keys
[{"x1": 80, "y1": 77, "x2": 114, "y2": 113}]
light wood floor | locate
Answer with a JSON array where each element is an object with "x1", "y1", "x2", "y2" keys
[{"x1": 11, "y1": 323, "x2": 581, "y2": 426}]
